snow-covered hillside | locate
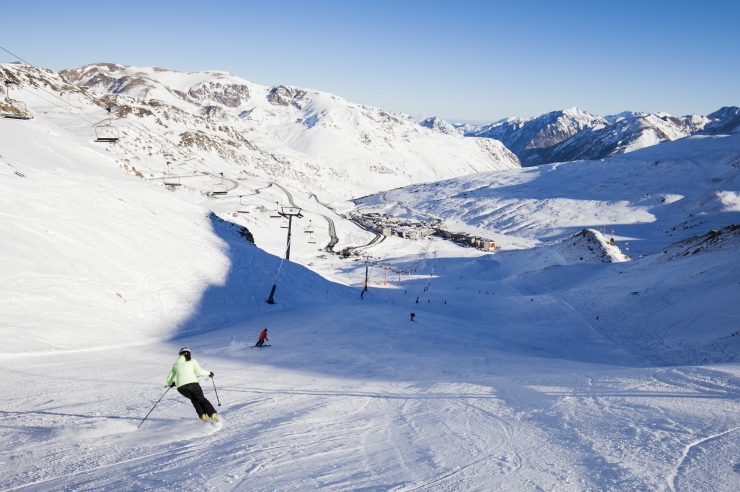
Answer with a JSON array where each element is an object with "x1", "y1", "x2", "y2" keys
[
  {"x1": 357, "y1": 135, "x2": 740, "y2": 256},
  {"x1": 459, "y1": 106, "x2": 739, "y2": 167},
  {"x1": 50, "y1": 62, "x2": 517, "y2": 200},
  {"x1": 0, "y1": 114, "x2": 359, "y2": 355}
]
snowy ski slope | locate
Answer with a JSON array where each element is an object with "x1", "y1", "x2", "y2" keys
[{"x1": 1, "y1": 65, "x2": 740, "y2": 490}]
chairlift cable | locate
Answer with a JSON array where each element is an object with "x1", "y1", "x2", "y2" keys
[
  {"x1": 1, "y1": 44, "x2": 103, "y2": 111},
  {"x1": 1, "y1": 68, "x2": 99, "y2": 125},
  {"x1": 0, "y1": 46, "x2": 32, "y2": 66},
  {"x1": 0, "y1": 45, "x2": 113, "y2": 125},
  {"x1": 10, "y1": 88, "x2": 99, "y2": 126},
  {"x1": 22, "y1": 80, "x2": 102, "y2": 122}
]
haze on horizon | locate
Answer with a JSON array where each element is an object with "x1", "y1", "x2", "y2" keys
[{"x1": 2, "y1": 0, "x2": 738, "y2": 122}]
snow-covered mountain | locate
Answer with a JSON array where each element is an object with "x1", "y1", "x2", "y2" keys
[
  {"x1": 460, "y1": 106, "x2": 739, "y2": 166},
  {"x1": 356, "y1": 134, "x2": 740, "y2": 256},
  {"x1": 416, "y1": 116, "x2": 463, "y2": 136},
  {"x1": 699, "y1": 106, "x2": 740, "y2": 135},
  {"x1": 464, "y1": 108, "x2": 606, "y2": 166},
  {"x1": 42, "y1": 62, "x2": 518, "y2": 200}
]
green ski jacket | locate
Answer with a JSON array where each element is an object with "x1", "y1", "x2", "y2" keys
[{"x1": 166, "y1": 355, "x2": 211, "y2": 388}]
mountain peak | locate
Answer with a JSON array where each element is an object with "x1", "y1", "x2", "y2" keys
[{"x1": 418, "y1": 116, "x2": 462, "y2": 136}]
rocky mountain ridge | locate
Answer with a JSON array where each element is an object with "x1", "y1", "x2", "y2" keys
[
  {"x1": 454, "y1": 106, "x2": 740, "y2": 167},
  {"x1": 1, "y1": 62, "x2": 520, "y2": 202}
]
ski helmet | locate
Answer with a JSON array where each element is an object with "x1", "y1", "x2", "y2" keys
[{"x1": 179, "y1": 347, "x2": 191, "y2": 356}]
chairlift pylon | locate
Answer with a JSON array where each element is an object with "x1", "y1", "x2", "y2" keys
[
  {"x1": 163, "y1": 161, "x2": 181, "y2": 186},
  {"x1": 211, "y1": 172, "x2": 228, "y2": 195},
  {"x1": 1, "y1": 80, "x2": 31, "y2": 120},
  {"x1": 94, "y1": 107, "x2": 119, "y2": 142}
]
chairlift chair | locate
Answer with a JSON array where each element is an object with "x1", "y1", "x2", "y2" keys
[
  {"x1": 211, "y1": 183, "x2": 228, "y2": 195},
  {"x1": 270, "y1": 201, "x2": 282, "y2": 218},
  {"x1": 1, "y1": 80, "x2": 32, "y2": 120},
  {"x1": 94, "y1": 107, "x2": 119, "y2": 142},
  {"x1": 211, "y1": 172, "x2": 228, "y2": 195},
  {"x1": 280, "y1": 218, "x2": 289, "y2": 228},
  {"x1": 304, "y1": 220, "x2": 314, "y2": 234},
  {"x1": 163, "y1": 162, "x2": 181, "y2": 186},
  {"x1": 163, "y1": 174, "x2": 181, "y2": 186},
  {"x1": 308, "y1": 233, "x2": 317, "y2": 244},
  {"x1": 237, "y1": 196, "x2": 250, "y2": 213}
]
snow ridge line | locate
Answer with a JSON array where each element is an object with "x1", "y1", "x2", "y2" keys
[{"x1": 668, "y1": 425, "x2": 740, "y2": 492}]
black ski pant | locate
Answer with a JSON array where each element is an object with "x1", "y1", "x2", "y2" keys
[
  {"x1": 177, "y1": 383, "x2": 216, "y2": 418},
  {"x1": 255, "y1": 339, "x2": 265, "y2": 347}
]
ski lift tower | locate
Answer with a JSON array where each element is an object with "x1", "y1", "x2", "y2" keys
[
  {"x1": 362, "y1": 253, "x2": 374, "y2": 292},
  {"x1": 382, "y1": 263, "x2": 393, "y2": 286},
  {"x1": 279, "y1": 206, "x2": 303, "y2": 261},
  {"x1": 266, "y1": 206, "x2": 303, "y2": 305}
]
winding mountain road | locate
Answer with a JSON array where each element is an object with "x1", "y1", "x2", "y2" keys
[
  {"x1": 274, "y1": 184, "x2": 339, "y2": 252},
  {"x1": 346, "y1": 218, "x2": 385, "y2": 253}
]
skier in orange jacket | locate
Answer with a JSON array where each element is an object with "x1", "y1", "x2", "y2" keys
[{"x1": 255, "y1": 328, "x2": 268, "y2": 347}]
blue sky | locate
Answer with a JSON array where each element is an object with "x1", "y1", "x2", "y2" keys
[{"x1": 2, "y1": 0, "x2": 738, "y2": 122}]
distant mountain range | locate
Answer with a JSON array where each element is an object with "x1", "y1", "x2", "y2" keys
[
  {"x1": 443, "y1": 106, "x2": 740, "y2": 167},
  {"x1": 3, "y1": 60, "x2": 738, "y2": 190}
]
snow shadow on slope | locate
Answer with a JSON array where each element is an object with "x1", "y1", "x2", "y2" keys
[
  {"x1": 172, "y1": 213, "x2": 355, "y2": 340},
  {"x1": 181, "y1": 244, "x2": 642, "y2": 388}
]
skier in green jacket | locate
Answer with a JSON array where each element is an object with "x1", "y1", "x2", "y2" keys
[{"x1": 166, "y1": 347, "x2": 218, "y2": 421}]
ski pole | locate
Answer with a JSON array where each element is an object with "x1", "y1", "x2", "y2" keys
[
  {"x1": 138, "y1": 386, "x2": 171, "y2": 428},
  {"x1": 211, "y1": 376, "x2": 221, "y2": 406}
]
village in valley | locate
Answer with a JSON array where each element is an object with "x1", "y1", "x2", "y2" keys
[{"x1": 347, "y1": 210, "x2": 496, "y2": 252}]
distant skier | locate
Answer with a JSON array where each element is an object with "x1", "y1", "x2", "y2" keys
[
  {"x1": 255, "y1": 328, "x2": 268, "y2": 347},
  {"x1": 166, "y1": 348, "x2": 218, "y2": 421},
  {"x1": 410, "y1": 313, "x2": 415, "y2": 321}
]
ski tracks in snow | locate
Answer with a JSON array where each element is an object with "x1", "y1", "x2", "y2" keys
[
  {"x1": 392, "y1": 398, "x2": 523, "y2": 491},
  {"x1": 668, "y1": 425, "x2": 740, "y2": 492}
]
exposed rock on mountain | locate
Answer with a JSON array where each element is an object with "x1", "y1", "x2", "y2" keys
[
  {"x1": 657, "y1": 224, "x2": 740, "y2": 260},
  {"x1": 532, "y1": 111, "x2": 709, "y2": 165},
  {"x1": 267, "y1": 85, "x2": 307, "y2": 108},
  {"x1": 699, "y1": 107, "x2": 740, "y2": 136},
  {"x1": 457, "y1": 106, "x2": 739, "y2": 167},
  {"x1": 188, "y1": 81, "x2": 250, "y2": 107},
  {"x1": 417, "y1": 116, "x2": 462, "y2": 136},
  {"x1": 466, "y1": 108, "x2": 605, "y2": 166},
  {"x1": 557, "y1": 229, "x2": 631, "y2": 264},
  {"x1": 51, "y1": 63, "x2": 521, "y2": 199}
]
